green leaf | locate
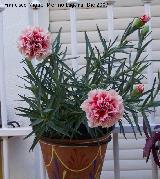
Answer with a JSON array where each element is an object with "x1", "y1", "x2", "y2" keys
[
  {"x1": 30, "y1": 121, "x2": 44, "y2": 127},
  {"x1": 142, "y1": 111, "x2": 152, "y2": 135},
  {"x1": 48, "y1": 121, "x2": 70, "y2": 137},
  {"x1": 118, "y1": 121, "x2": 126, "y2": 139}
]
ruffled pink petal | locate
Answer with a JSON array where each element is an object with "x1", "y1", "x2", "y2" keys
[
  {"x1": 81, "y1": 89, "x2": 124, "y2": 128},
  {"x1": 17, "y1": 26, "x2": 52, "y2": 60}
]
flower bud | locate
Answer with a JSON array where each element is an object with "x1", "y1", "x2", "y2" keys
[
  {"x1": 140, "y1": 15, "x2": 150, "y2": 24},
  {"x1": 132, "y1": 15, "x2": 150, "y2": 29},
  {"x1": 132, "y1": 18, "x2": 144, "y2": 29},
  {"x1": 133, "y1": 84, "x2": 144, "y2": 96},
  {"x1": 141, "y1": 25, "x2": 150, "y2": 37}
]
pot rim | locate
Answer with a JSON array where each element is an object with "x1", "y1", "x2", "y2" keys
[{"x1": 40, "y1": 134, "x2": 111, "y2": 147}]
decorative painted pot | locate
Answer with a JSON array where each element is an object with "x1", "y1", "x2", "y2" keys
[{"x1": 40, "y1": 135, "x2": 111, "y2": 179}]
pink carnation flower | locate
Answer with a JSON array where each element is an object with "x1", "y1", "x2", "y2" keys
[
  {"x1": 81, "y1": 89, "x2": 124, "y2": 128},
  {"x1": 140, "y1": 15, "x2": 150, "y2": 24},
  {"x1": 18, "y1": 27, "x2": 52, "y2": 60},
  {"x1": 134, "y1": 84, "x2": 144, "y2": 93}
]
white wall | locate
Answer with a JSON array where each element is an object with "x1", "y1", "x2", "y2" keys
[{"x1": 1, "y1": 0, "x2": 49, "y2": 178}]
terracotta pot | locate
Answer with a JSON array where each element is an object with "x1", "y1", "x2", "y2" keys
[{"x1": 40, "y1": 135, "x2": 111, "y2": 179}]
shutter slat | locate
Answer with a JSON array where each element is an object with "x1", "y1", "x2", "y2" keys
[
  {"x1": 59, "y1": 40, "x2": 160, "y2": 55},
  {"x1": 102, "y1": 159, "x2": 151, "y2": 171},
  {"x1": 101, "y1": 170, "x2": 157, "y2": 179},
  {"x1": 50, "y1": 17, "x2": 160, "y2": 32},
  {"x1": 51, "y1": 28, "x2": 160, "y2": 44}
]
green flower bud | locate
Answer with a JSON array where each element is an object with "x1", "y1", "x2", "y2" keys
[
  {"x1": 131, "y1": 84, "x2": 144, "y2": 97},
  {"x1": 141, "y1": 25, "x2": 150, "y2": 37},
  {"x1": 132, "y1": 18, "x2": 144, "y2": 29}
]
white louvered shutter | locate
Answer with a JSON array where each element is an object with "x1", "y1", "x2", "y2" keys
[{"x1": 49, "y1": 0, "x2": 160, "y2": 178}]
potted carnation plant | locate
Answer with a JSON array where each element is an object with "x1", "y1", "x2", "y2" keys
[{"x1": 16, "y1": 15, "x2": 160, "y2": 179}]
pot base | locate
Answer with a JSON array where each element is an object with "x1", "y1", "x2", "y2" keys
[{"x1": 40, "y1": 136, "x2": 111, "y2": 179}]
